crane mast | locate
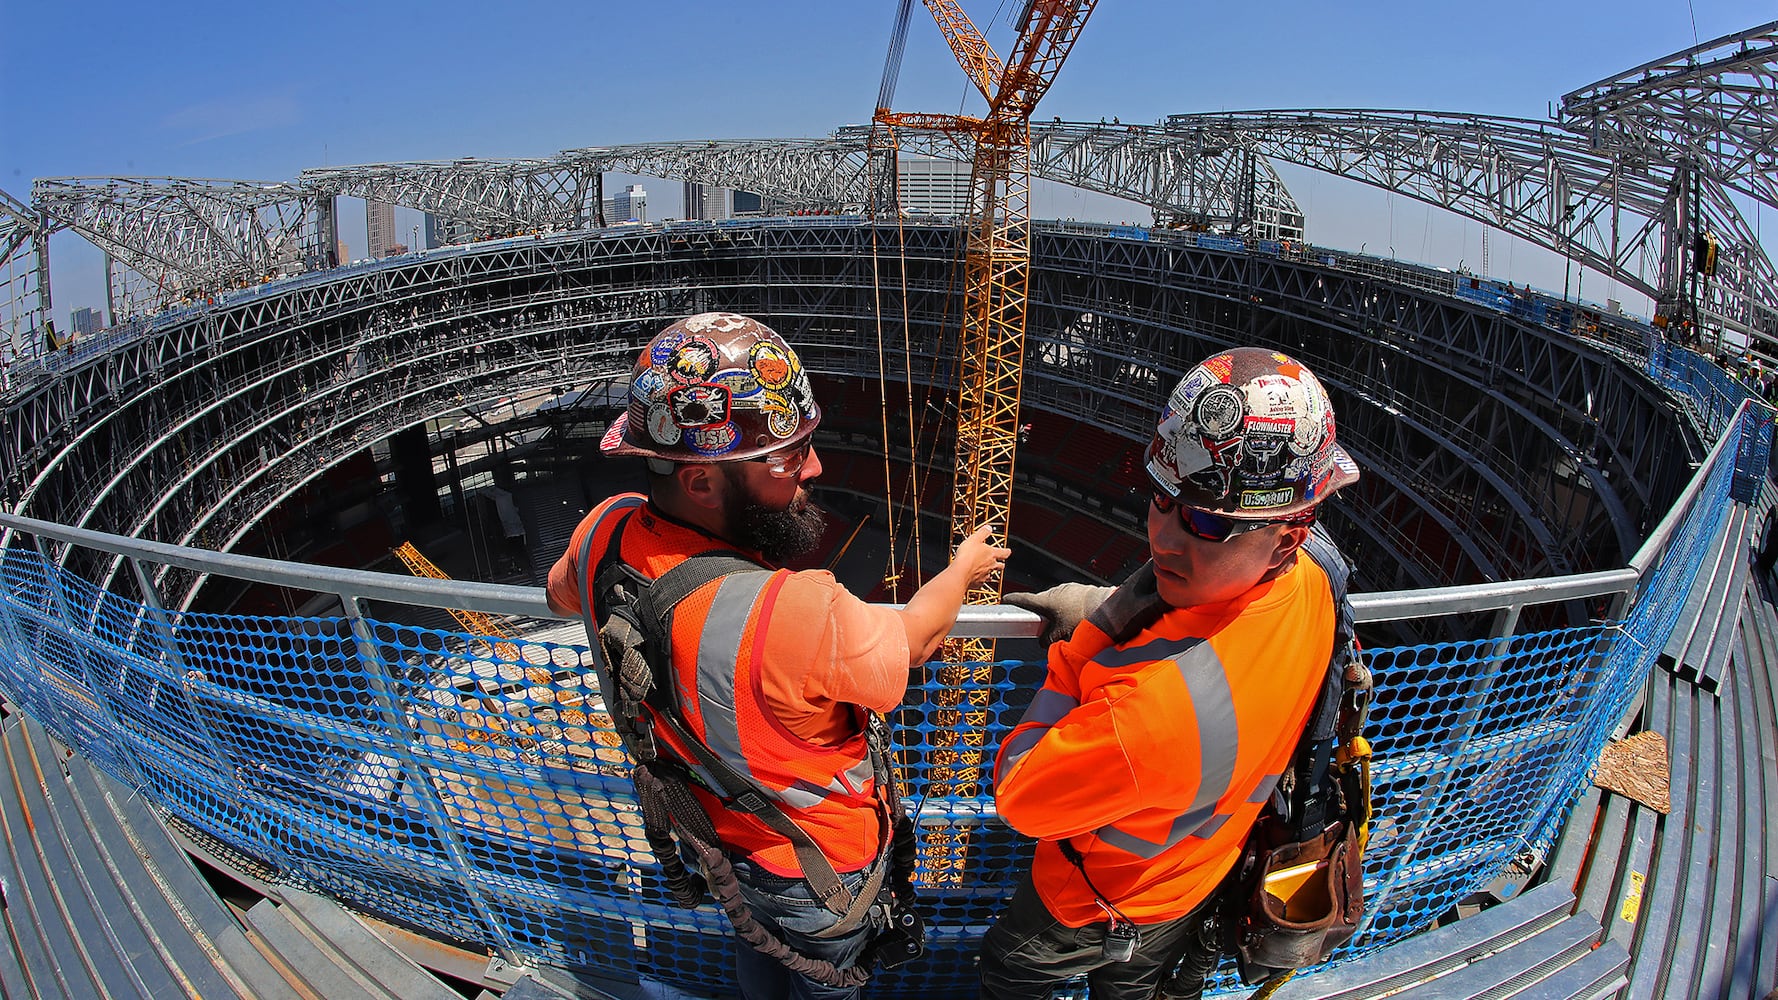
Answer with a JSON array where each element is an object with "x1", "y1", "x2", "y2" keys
[{"x1": 873, "y1": 0, "x2": 1097, "y2": 884}]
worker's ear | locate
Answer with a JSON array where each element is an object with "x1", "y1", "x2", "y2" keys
[
  {"x1": 1268, "y1": 523, "x2": 1311, "y2": 574},
  {"x1": 673, "y1": 463, "x2": 726, "y2": 511}
]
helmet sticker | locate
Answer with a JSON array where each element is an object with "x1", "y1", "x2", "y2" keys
[
  {"x1": 686, "y1": 422, "x2": 740, "y2": 456},
  {"x1": 645, "y1": 403, "x2": 680, "y2": 445},
  {"x1": 712, "y1": 368, "x2": 761, "y2": 399},
  {"x1": 650, "y1": 332, "x2": 685, "y2": 366},
  {"x1": 750, "y1": 341, "x2": 796, "y2": 390},
  {"x1": 683, "y1": 312, "x2": 750, "y2": 335},
  {"x1": 1201, "y1": 353, "x2": 1235, "y2": 382},
  {"x1": 790, "y1": 371, "x2": 817, "y2": 417},
  {"x1": 670, "y1": 337, "x2": 719, "y2": 382},
  {"x1": 1241, "y1": 488, "x2": 1296, "y2": 509},
  {"x1": 1193, "y1": 385, "x2": 1245, "y2": 437},
  {"x1": 600, "y1": 421, "x2": 625, "y2": 452},
  {"x1": 668, "y1": 383, "x2": 731, "y2": 428},
  {"x1": 759, "y1": 390, "x2": 799, "y2": 439},
  {"x1": 632, "y1": 368, "x2": 669, "y2": 404}
]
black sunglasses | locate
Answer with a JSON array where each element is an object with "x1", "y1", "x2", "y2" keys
[{"x1": 1149, "y1": 490, "x2": 1292, "y2": 543}]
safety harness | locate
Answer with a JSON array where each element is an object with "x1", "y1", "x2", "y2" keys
[
  {"x1": 1224, "y1": 525, "x2": 1373, "y2": 994},
  {"x1": 573, "y1": 498, "x2": 917, "y2": 989},
  {"x1": 1068, "y1": 524, "x2": 1372, "y2": 990}
]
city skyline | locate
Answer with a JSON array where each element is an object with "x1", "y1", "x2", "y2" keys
[{"x1": 4, "y1": 1, "x2": 1771, "y2": 321}]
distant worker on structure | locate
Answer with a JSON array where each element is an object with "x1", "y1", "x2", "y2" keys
[
  {"x1": 982, "y1": 347, "x2": 1361, "y2": 999},
  {"x1": 545, "y1": 313, "x2": 1010, "y2": 1000}
]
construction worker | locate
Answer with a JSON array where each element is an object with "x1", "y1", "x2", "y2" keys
[
  {"x1": 545, "y1": 312, "x2": 1009, "y2": 1000},
  {"x1": 983, "y1": 347, "x2": 1361, "y2": 1000}
]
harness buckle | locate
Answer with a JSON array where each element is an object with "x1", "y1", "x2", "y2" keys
[{"x1": 730, "y1": 789, "x2": 773, "y2": 814}]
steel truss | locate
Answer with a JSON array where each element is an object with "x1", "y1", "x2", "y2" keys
[
  {"x1": 20, "y1": 21, "x2": 1777, "y2": 343},
  {"x1": 300, "y1": 159, "x2": 602, "y2": 243},
  {"x1": 29, "y1": 100, "x2": 1774, "y2": 345},
  {"x1": 32, "y1": 177, "x2": 322, "y2": 305},
  {"x1": 1140, "y1": 109, "x2": 1776, "y2": 344},
  {"x1": 1, "y1": 222, "x2": 1690, "y2": 621},
  {"x1": 1, "y1": 188, "x2": 48, "y2": 366},
  {"x1": 1562, "y1": 21, "x2": 1778, "y2": 219}
]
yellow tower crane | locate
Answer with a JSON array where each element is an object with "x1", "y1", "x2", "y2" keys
[
  {"x1": 873, "y1": 0, "x2": 1098, "y2": 883},
  {"x1": 392, "y1": 541, "x2": 521, "y2": 662}
]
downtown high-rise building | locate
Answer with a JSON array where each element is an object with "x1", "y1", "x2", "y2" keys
[
  {"x1": 683, "y1": 182, "x2": 733, "y2": 221},
  {"x1": 366, "y1": 200, "x2": 397, "y2": 258},
  {"x1": 603, "y1": 184, "x2": 647, "y2": 224},
  {"x1": 69, "y1": 306, "x2": 102, "y2": 335}
]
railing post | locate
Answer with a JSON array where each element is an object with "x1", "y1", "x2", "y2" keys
[
  {"x1": 123, "y1": 555, "x2": 287, "y2": 864},
  {"x1": 339, "y1": 593, "x2": 521, "y2": 961},
  {"x1": 1357, "y1": 598, "x2": 1528, "y2": 936}
]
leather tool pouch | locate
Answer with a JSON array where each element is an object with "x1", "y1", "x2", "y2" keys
[{"x1": 1235, "y1": 818, "x2": 1364, "y2": 983}]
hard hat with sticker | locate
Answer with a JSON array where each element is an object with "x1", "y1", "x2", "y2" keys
[
  {"x1": 1144, "y1": 347, "x2": 1358, "y2": 518},
  {"x1": 604, "y1": 313, "x2": 822, "y2": 463}
]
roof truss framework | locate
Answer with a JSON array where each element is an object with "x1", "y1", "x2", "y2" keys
[
  {"x1": 32, "y1": 178, "x2": 319, "y2": 300},
  {"x1": 299, "y1": 159, "x2": 600, "y2": 239},
  {"x1": 9, "y1": 22, "x2": 1773, "y2": 347},
  {"x1": 1562, "y1": 20, "x2": 1778, "y2": 213}
]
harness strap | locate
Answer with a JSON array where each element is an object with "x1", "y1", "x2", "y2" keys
[
  {"x1": 579, "y1": 500, "x2": 895, "y2": 936},
  {"x1": 632, "y1": 553, "x2": 890, "y2": 932},
  {"x1": 1287, "y1": 525, "x2": 1372, "y2": 838},
  {"x1": 632, "y1": 764, "x2": 870, "y2": 988}
]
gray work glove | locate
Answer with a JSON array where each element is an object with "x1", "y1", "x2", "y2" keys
[{"x1": 1004, "y1": 583, "x2": 1116, "y2": 646}]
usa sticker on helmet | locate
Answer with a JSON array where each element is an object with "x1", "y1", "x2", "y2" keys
[{"x1": 686, "y1": 423, "x2": 740, "y2": 456}]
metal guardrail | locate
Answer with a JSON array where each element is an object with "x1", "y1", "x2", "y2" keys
[{"x1": 0, "y1": 391, "x2": 1767, "y2": 996}]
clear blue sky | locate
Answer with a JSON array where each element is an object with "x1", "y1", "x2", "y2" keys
[{"x1": 4, "y1": 0, "x2": 1771, "y2": 320}]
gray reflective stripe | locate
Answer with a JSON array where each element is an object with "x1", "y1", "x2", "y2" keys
[
  {"x1": 840, "y1": 755, "x2": 875, "y2": 793},
  {"x1": 1248, "y1": 773, "x2": 1281, "y2": 804},
  {"x1": 785, "y1": 778, "x2": 834, "y2": 809},
  {"x1": 1000, "y1": 688, "x2": 1080, "y2": 773},
  {"x1": 1096, "y1": 807, "x2": 1235, "y2": 858},
  {"x1": 690, "y1": 570, "x2": 863, "y2": 812},
  {"x1": 693, "y1": 570, "x2": 774, "y2": 795},
  {"x1": 1092, "y1": 637, "x2": 1241, "y2": 860}
]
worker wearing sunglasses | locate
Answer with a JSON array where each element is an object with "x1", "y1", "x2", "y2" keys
[{"x1": 985, "y1": 347, "x2": 1360, "y2": 1000}]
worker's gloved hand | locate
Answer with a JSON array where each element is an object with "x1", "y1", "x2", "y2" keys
[{"x1": 1004, "y1": 583, "x2": 1115, "y2": 646}]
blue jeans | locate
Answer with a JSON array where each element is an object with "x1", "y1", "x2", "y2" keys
[
  {"x1": 731, "y1": 859, "x2": 881, "y2": 1000},
  {"x1": 978, "y1": 873, "x2": 1218, "y2": 1000}
]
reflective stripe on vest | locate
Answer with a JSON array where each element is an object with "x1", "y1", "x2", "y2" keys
[
  {"x1": 684, "y1": 564, "x2": 873, "y2": 813},
  {"x1": 1000, "y1": 688, "x2": 1081, "y2": 775},
  {"x1": 1090, "y1": 635, "x2": 1247, "y2": 860}
]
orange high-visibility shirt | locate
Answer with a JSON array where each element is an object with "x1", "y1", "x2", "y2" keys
[
  {"x1": 994, "y1": 556, "x2": 1333, "y2": 926},
  {"x1": 549, "y1": 495, "x2": 912, "y2": 875}
]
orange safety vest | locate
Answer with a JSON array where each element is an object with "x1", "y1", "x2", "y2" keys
[
  {"x1": 574, "y1": 494, "x2": 886, "y2": 877},
  {"x1": 993, "y1": 556, "x2": 1334, "y2": 927}
]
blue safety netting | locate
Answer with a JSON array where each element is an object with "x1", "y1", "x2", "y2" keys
[{"x1": 0, "y1": 396, "x2": 1766, "y2": 999}]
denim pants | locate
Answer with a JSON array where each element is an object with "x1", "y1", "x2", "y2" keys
[
  {"x1": 978, "y1": 873, "x2": 1219, "y2": 1000},
  {"x1": 730, "y1": 859, "x2": 880, "y2": 1000}
]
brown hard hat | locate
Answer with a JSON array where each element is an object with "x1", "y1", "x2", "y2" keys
[{"x1": 601, "y1": 313, "x2": 821, "y2": 463}]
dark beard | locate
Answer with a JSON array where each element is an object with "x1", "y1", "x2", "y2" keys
[{"x1": 728, "y1": 491, "x2": 827, "y2": 563}]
